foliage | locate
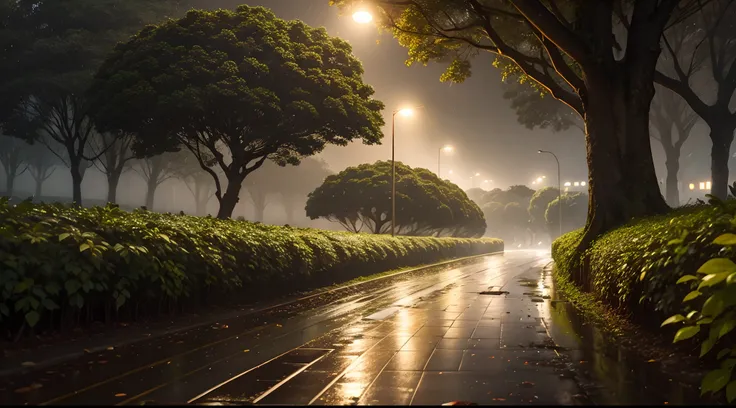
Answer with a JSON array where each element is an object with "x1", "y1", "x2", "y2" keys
[
  {"x1": 501, "y1": 81, "x2": 582, "y2": 133},
  {"x1": 546, "y1": 192, "x2": 588, "y2": 237},
  {"x1": 464, "y1": 188, "x2": 487, "y2": 205},
  {"x1": 306, "y1": 160, "x2": 486, "y2": 237},
  {"x1": 529, "y1": 187, "x2": 560, "y2": 234},
  {"x1": 0, "y1": 198, "x2": 503, "y2": 336},
  {"x1": 89, "y1": 6, "x2": 385, "y2": 218},
  {"x1": 483, "y1": 185, "x2": 536, "y2": 208}
]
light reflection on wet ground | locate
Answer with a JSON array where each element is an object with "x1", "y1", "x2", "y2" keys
[{"x1": 0, "y1": 250, "x2": 707, "y2": 405}]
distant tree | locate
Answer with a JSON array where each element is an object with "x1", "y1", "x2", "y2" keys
[
  {"x1": 0, "y1": 0, "x2": 181, "y2": 205},
  {"x1": 25, "y1": 138, "x2": 61, "y2": 198},
  {"x1": 502, "y1": 81, "x2": 583, "y2": 133},
  {"x1": 89, "y1": 6, "x2": 385, "y2": 219},
  {"x1": 484, "y1": 185, "x2": 536, "y2": 208},
  {"x1": 90, "y1": 132, "x2": 136, "y2": 204},
  {"x1": 482, "y1": 188, "x2": 504, "y2": 205},
  {"x1": 176, "y1": 154, "x2": 218, "y2": 217},
  {"x1": 655, "y1": 0, "x2": 736, "y2": 199},
  {"x1": 528, "y1": 187, "x2": 561, "y2": 237},
  {"x1": 0, "y1": 134, "x2": 28, "y2": 196},
  {"x1": 481, "y1": 202, "x2": 505, "y2": 237},
  {"x1": 244, "y1": 158, "x2": 332, "y2": 223},
  {"x1": 546, "y1": 192, "x2": 589, "y2": 239},
  {"x1": 306, "y1": 161, "x2": 485, "y2": 237},
  {"x1": 503, "y1": 202, "x2": 530, "y2": 244},
  {"x1": 649, "y1": 86, "x2": 698, "y2": 207},
  {"x1": 464, "y1": 187, "x2": 487, "y2": 205},
  {"x1": 135, "y1": 152, "x2": 188, "y2": 210}
]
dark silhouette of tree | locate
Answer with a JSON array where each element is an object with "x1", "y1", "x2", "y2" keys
[
  {"x1": 134, "y1": 152, "x2": 188, "y2": 210},
  {"x1": 90, "y1": 132, "x2": 136, "y2": 204},
  {"x1": 481, "y1": 201, "x2": 505, "y2": 237},
  {"x1": 529, "y1": 187, "x2": 561, "y2": 239},
  {"x1": 0, "y1": 134, "x2": 28, "y2": 196},
  {"x1": 25, "y1": 138, "x2": 61, "y2": 199},
  {"x1": 306, "y1": 161, "x2": 485, "y2": 237},
  {"x1": 546, "y1": 192, "x2": 588, "y2": 239},
  {"x1": 655, "y1": 0, "x2": 736, "y2": 200},
  {"x1": 89, "y1": 6, "x2": 385, "y2": 219},
  {"x1": 176, "y1": 154, "x2": 218, "y2": 217},
  {"x1": 502, "y1": 81, "x2": 583, "y2": 133},
  {"x1": 0, "y1": 0, "x2": 181, "y2": 205}
]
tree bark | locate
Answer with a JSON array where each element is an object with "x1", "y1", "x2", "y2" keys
[
  {"x1": 106, "y1": 171, "x2": 122, "y2": 204},
  {"x1": 710, "y1": 127, "x2": 734, "y2": 200},
  {"x1": 217, "y1": 176, "x2": 244, "y2": 219},
  {"x1": 253, "y1": 202, "x2": 265, "y2": 222},
  {"x1": 70, "y1": 159, "x2": 83, "y2": 206},
  {"x1": 145, "y1": 178, "x2": 158, "y2": 210},
  {"x1": 34, "y1": 177, "x2": 43, "y2": 198},
  {"x1": 5, "y1": 170, "x2": 15, "y2": 197},
  {"x1": 665, "y1": 154, "x2": 680, "y2": 207}
]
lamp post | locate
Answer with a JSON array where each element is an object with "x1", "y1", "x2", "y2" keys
[
  {"x1": 538, "y1": 150, "x2": 561, "y2": 238},
  {"x1": 438, "y1": 145, "x2": 453, "y2": 178},
  {"x1": 390, "y1": 107, "x2": 420, "y2": 236}
]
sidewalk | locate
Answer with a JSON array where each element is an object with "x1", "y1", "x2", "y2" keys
[{"x1": 193, "y1": 256, "x2": 585, "y2": 406}]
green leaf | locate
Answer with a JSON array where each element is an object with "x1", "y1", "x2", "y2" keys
[
  {"x1": 24, "y1": 310, "x2": 40, "y2": 327},
  {"x1": 718, "y1": 348, "x2": 732, "y2": 360},
  {"x1": 58, "y1": 233, "x2": 71, "y2": 242},
  {"x1": 115, "y1": 295, "x2": 126, "y2": 310},
  {"x1": 45, "y1": 282, "x2": 61, "y2": 295},
  {"x1": 727, "y1": 272, "x2": 736, "y2": 285},
  {"x1": 701, "y1": 337, "x2": 716, "y2": 357},
  {"x1": 0, "y1": 304, "x2": 9, "y2": 316},
  {"x1": 720, "y1": 319, "x2": 736, "y2": 339},
  {"x1": 661, "y1": 314, "x2": 686, "y2": 327},
  {"x1": 683, "y1": 290, "x2": 702, "y2": 302},
  {"x1": 676, "y1": 275, "x2": 699, "y2": 284},
  {"x1": 697, "y1": 317, "x2": 714, "y2": 325},
  {"x1": 702, "y1": 369, "x2": 731, "y2": 395},
  {"x1": 673, "y1": 325, "x2": 700, "y2": 343},
  {"x1": 64, "y1": 280, "x2": 81, "y2": 295},
  {"x1": 727, "y1": 380, "x2": 736, "y2": 403},
  {"x1": 42, "y1": 298, "x2": 58, "y2": 310},
  {"x1": 703, "y1": 294, "x2": 726, "y2": 317},
  {"x1": 79, "y1": 243, "x2": 90, "y2": 252},
  {"x1": 698, "y1": 258, "x2": 736, "y2": 274},
  {"x1": 714, "y1": 233, "x2": 736, "y2": 246},
  {"x1": 699, "y1": 272, "x2": 731, "y2": 289}
]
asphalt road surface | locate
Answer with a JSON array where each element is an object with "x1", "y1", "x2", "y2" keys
[{"x1": 1, "y1": 250, "x2": 591, "y2": 406}]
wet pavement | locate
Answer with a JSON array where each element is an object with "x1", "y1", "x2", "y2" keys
[{"x1": 0, "y1": 250, "x2": 704, "y2": 405}]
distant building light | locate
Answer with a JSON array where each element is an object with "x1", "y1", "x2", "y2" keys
[
  {"x1": 706, "y1": 181, "x2": 712, "y2": 190},
  {"x1": 564, "y1": 187, "x2": 569, "y2": 192},
  {"x1": 573, "y1": 182, "x2": 580, "y2": 187},
  {"x1": 563, "y1": 182, "x2": 571, "y2": 187},
  {"x1": 580, "y1": 181, "x2": 587, "y2": 186},
  {"x1": 699, "y1": 182, "x2": 706, "y2": 190},
  {"x1": 689, "y1": 183, "x2": 695, "y2": 191}
]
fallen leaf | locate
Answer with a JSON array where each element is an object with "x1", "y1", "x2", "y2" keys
[
  {"x1": 83, "y1": 349, "x2": 91, "y2": 353},
  {"x1": 115, "y1": 393, "x2": 127, "y2": 397},
  {"x1": 221, "y1": 325, "x2": 229, "y2": 329},
  {"x1": 243, "y1": 349, "x2": 250, "y2": 353},
  {"x1": 647, "y1": 359, "x2": 656, "y2": 363},
  {"x1": 106, "y1": 346, "x2": 114, "y2": 351},
  {"x1": 21, "y1": 361, "x2": 35, "y2": 367},
  {"x1": 276, "y1": 324, "x2": 282, "y2": 327}
]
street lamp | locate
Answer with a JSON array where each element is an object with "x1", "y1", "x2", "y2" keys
[
  {"x1": 352, "y1": 10, "x2": 373, "y2": 24},
  {"x1": 390, "y1": 106, "x2": 422, "y2": 237},
  {"x1": 538, "y1": 150, "x2": 562, "y2": 238},
  {"x1": 438, "y1": 145, "x2": 453, "y2": 177}
]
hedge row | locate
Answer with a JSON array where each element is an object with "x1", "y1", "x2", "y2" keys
[
  {"x1": 0, "y1": 199, "x2": 503, "y2": 338},
  {"x1": 552, "y1": 199, "x2": 736, "y2": 401}
]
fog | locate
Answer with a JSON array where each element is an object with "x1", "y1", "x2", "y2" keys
[{"x1": 1, "y1": 0, "x2": 725, "y2": 225}]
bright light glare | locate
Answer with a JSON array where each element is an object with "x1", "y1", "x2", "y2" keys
[
  {"x1": 689, "y1": 183, "x2": 695, "y2": 191},
  {"x1": 398, "y1": 108, "x2": 414, "y2": 117},
  {"x1": 536, "y1": 177, "x2": 543, "y2": 183},
  {"x1": 448, "y1": 170, "x2": 454, "y2": 175},
  {"x1": 574, "y1": 182, "x2": 580, "y2": 187},
  {"x1": 483, "y1": 180, "x2": 491, "y2": 183},
  {"x1": 352, "y1": 11, "x2": 373, "y2": 24},
  {"x1": 581, "y1": 181, "x2": 587, "y2": 186},
  {"x1": 700, "y1": 182, "x2": 706, "y2": 190},
  {"x1": 442, "y1": 145, "x2": 454, "y2": 153},
  {"x1": 564, "y1": 182, "x2": 571, "y2": 187},
  {"x1": 475, "y1": 172, "x2": 481, "y2": 177},
  {"x1": 706, "y1": 181, "x2": 712, "y2": 190}
]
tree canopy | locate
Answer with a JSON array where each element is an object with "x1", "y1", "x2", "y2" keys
[
  {"x1": 546, "y1": 192, "x2": 588, "y2": 238},
  {"x1": 306, "y1": 160, "x2": 486, "y2": 237},
  {"x1": 89, "y1": 6, "x2": 385, "y2": 219},
  {"x1": 528, "y1": 187, "x2": 560, "y2": 234}
]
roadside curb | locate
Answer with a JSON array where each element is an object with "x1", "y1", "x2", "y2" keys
[{"x1": 0, "y1": 250, "x2": 504, "y2": 378}]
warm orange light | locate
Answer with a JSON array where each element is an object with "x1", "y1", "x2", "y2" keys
[
  {"x1": 352, "y1": 10, "x2": 373, "y2": 24},
  {"x1": 442, "y1": 145, "x2": 454, "y2": 153}
]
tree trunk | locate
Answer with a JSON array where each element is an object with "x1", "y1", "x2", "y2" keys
[
  {"x1": 145, "y1": 179, "x2": 157, "y2": 210},
  {"x1": 5, "y1": 170, "x2": 15, "y2": 197},
  {"x1": 216, "y1": 177, "x2": 244, "y2": 219},
  {"x1": 665, "y1": 155, "x2": 680, "y2": 207},
  {"x1": 576, "y1": 75, "x2": 669, "y2": 287},
  {"x1": 106, "y1": 171, "x2": 121, "y2": 204},
  {"x1": 710, "y1": 127, "x2": 734, "y2": 200},
  {"x1": 253, "y1": 202, "x2": 265, "y2": 222},
  {"x1": 34, "y1": 177, "x2": 43, "y2": 198},
  {"x1": 70, "y1": 159, "x2": 83, "y2": 206}
]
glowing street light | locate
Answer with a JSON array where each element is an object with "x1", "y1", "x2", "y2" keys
[
  {"x1": 352, "y1": 10, "x2": 373, "y2": 24},
  {"x1": 398, "y1": 107, "x2": 414, "y2": 117},
  {"x1": 437, "y1": 145, "x2": 453, "y2": 178}
]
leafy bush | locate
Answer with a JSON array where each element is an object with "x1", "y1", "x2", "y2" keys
[{"x1": 0, "y1": 198, "x2": 502, "y2": 338}]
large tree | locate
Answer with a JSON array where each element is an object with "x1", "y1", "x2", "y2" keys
[
  {"x1": 331, "y1": 0, "x2": 704, "y2": 280},
  {"x1": 306, "y1": 161, "x2": 486, "y2": 237},
  {"x1": 0, "y1": 0, "x2": 181, "y2": 205},
  {"x1": 655, "y1": 0, "x2": 736, "y2": 200},
  {"x1": 89, "y1": 6, "x2": 385, "y2": 219},
  {"x1": 502, "y1": 81, "x2": 582, "y2": 132},
  {"x1": 91, "y1": 132, "x2": 136, "y2": 204}
]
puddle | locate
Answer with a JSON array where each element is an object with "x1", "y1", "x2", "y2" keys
[
  {"x1": 479, "y1": 290, "x2": 509, "y2": 296},
  {"x1": 543, "y1": 274, "x2": 712, "y2": 405}
]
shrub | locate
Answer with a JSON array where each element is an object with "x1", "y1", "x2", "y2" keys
[{"x1": 0, "y1": 198, "x2": 503, "y2": 337}]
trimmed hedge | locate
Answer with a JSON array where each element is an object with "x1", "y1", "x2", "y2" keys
[
  {"x1": 0, "y1": 199, "x2": 503, "y2": 337},
  {"x1": 552, "y1": 203, "x2": 736, "y2": 321}
]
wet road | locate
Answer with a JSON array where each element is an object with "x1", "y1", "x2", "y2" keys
[{"x1": 2, "y1": 250, "x2": 587, "y2": 405}]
